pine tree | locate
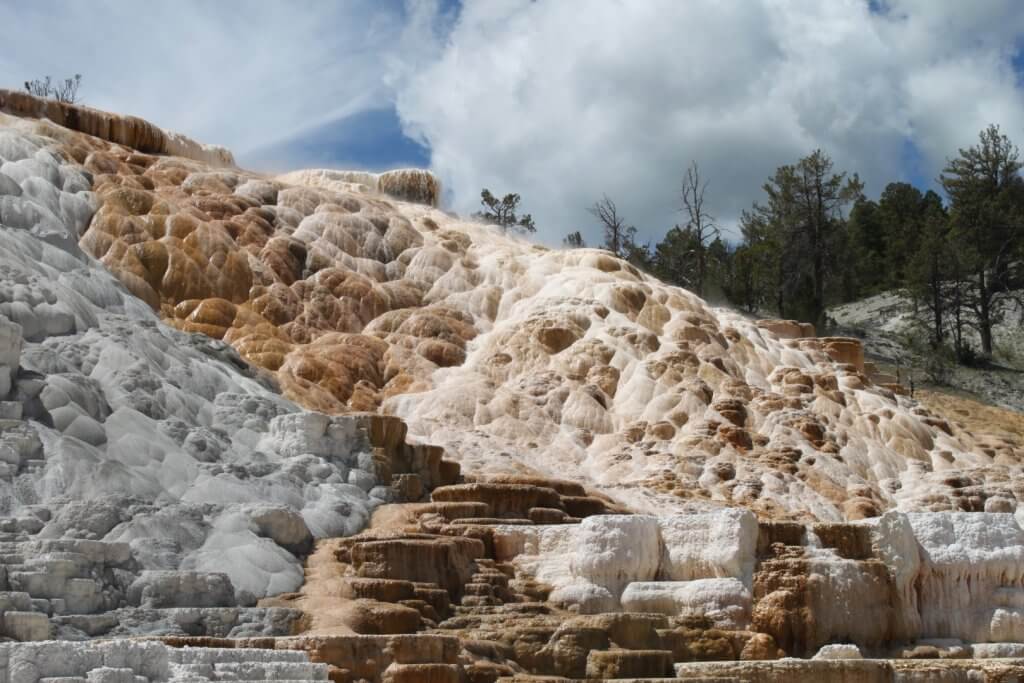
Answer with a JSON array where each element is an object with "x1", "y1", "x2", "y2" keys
[
  {"x1": 474, "y1": 189, "x2": 537, "y2": 233},
  {"x1": 940, "y1": 124, "x2": 1024, "y2": 357}
]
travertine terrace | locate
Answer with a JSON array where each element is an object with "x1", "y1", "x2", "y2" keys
[{"x1": 1, "y1": 92, "x2": 1024, "y2": 681}]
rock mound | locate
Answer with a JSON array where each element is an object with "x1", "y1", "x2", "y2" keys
[
  {"x1": 3, "y1": 99, "x2": 1024, "y2": 682},
  {"x1": 0, "y1": 89, "x2": 235, "y2": 167},
  {"x1": 5, "y1": 102, "x2": 1011, "y2": 524}
]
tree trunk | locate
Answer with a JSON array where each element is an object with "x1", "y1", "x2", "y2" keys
[
  {"x1": 814, "y1": 249, "x2": 825, "y2": 329},
  {"x1": 931, "y1": 255, "x2": 943, "y2": 344},
  {"x1": 696, "y1": 246, "x2": 705, "y2": 297},
  {"x1": 978, "y1": 268, "x2": 993, "y2": 356}
]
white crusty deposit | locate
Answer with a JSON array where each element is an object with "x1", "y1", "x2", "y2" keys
[
  {"x1": 0, "y1": 639, "x2": 329, "y2": 682},
  {"x1": 0, "y1": 119, "x2": 407, "y2": 641},
  {"x1": 491, "y1": 506, "x2": 1024, "y2": 652},
  {"x1": 492, "y1": 511, "x2": 756, "y2": 617},
  {"x1": 29, "y1": 89, "x2": 1012, "y2": 525},
  {"x1": 376, "y1": 200, "x2": 1020, "y2": 523},
  {"x1": 5, "y1": 96, "x2": 1024, "y2": 680}
]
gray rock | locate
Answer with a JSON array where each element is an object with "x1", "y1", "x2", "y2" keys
[
  {"x1": 244, "y1": 504, "x2": 313, "y2": 557},
  {"x1": 2, "y1": 610, "x2": 51, "y2": 641},
  {"x1": 127, "y1": 571, "x2": 235, "y2": 609}
]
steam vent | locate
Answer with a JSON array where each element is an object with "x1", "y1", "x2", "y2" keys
[{"x1": 2, "y1": 91, "x2": 1024, "y2": 682}]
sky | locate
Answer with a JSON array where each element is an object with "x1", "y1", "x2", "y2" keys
[{"x1": 3, "y1": 0, "x2": 1024, "y2": 246}]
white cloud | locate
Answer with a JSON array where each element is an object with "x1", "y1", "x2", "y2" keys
[
  {"x1": 2, "y1": 1, "x2": 1021, "y2": 248},
  {"x1": 0, "y1": 1, "x2": 428, "y2": 159},
  {"x1": 395, "y1": 0, "x2": 1024, "y2": 245}
]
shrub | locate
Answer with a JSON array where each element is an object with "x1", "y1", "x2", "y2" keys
[{"x1": 24, "y1": 74, "x2": 82, "y2": 104}]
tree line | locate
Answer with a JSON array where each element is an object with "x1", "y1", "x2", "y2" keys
[{"x1": 477, "y1": 124, "x2": 1024, "y2": 367}]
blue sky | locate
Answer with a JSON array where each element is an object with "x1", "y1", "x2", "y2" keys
[
  {"x1": 244, "y1": 106, "x2": 432, "y2": 173},
  {"x1": 2, "y1": 0, "x2": 1023, "y2": 245},
  {"x1": 241, "y1": 0, "x2": 460, "y2": 174}
]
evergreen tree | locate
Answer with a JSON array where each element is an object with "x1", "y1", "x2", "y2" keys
[
  {"x1": 940, "y1": 124, "x2": 1024, "y2": 357},
  {"x1": 739, "y1": 150, "x2": 861, "y2": 324},
  {"x1": 904, "y1": 196, "x2": 951, "y2": 346},
  {"x1": 844, "y1": 198, "x2": 885, "y2": 298},
  {"x1": 563, "y1": 231, "x2": 586, "y2": 248},
  {"x1": 651, "y1": 225, "x2": 699, "y2": 288},
  {"x1": 474, "y1": 189, "x2": 537, "y2": 233},
  {"x1": 877, "y1": 182, "x2": 927, "y2": 286}
]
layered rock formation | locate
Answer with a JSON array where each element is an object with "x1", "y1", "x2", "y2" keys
[
  {"x1": 0, "y1": 112, "x2": 462, "y2": 653},
  {"x1": 12, "y1": 93, "x2": 1012, "y2": 525},
  {"x1": 0, "y1": 90, "x2": 234, "y2": 167},
  {"x1": 1, "y1": 99, "x2": 1024, "y2": 681}
]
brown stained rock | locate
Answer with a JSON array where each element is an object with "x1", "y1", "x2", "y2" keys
[
  {"x1": 756, "y1": 319, "x2": 816, "y2": 339},
  {"x1": 713, "y1": 399, "x2": 748, "y2": 427},
  {"x1": 558, "y1": 496, "x2": 608, "y2": 518},
  {"x1": 382, "y1": 663, "x2": 460, "y2": 683},
  {"x1": 812, "y1": 523, "x2": 873, "y2": 560},
  {"x1": 527, "y1": 507, "x2": 572, "y2": 524},
  {"x1": 377, "y1": 169, "x2": 441, "y2": 207},
  {"x1": 648, "y1": 420, "x2": 677, "y2": 440},
  {"x1": 538, "y1": 612, "x2": 669, "y2": 673},
  {"x1": 344, "y1": 599, "x2": 423, "y2": 635},
  {"x1": 463, "y1": 661, "x2": 515, "y2": 683},
  {"x1": 794, "y1": 418, "x2": 827, "y2": 447},
  {"x1": 274, "y1": 634, "x2": 461, "y2": 678},
  {"x1": 413, "y1": 585, "x2": 452, "y2": 617},
  {"x1": 819, "y1": 337, "x2": 865, "y2": 372},
  {"x1": 752, "y1": 551, "x2": 912, "y2": 659},
  {"x1": 411, "y1": 502, "x2": 490, "y2": 522},
  {"x1": 0, "y1": 89, "x2": 172, "y2": 155},
  {"x1": 587, "y1": 364, "x2": 621, "y2": 398},
  {"x1": 438, "y1": 460, "x2": 462, "y2": 486},
  {"x1": 481, "y1": 475, "x2": 586, "y2": 497},
  {"x1": 26, "y1": 117, "x2": 464, "y2": 412},
  {"x1": 585, "y1": 649, "x2": 674, "y2": 679},
  {"x1": 393, "y1": 473, "x2": 425, "y2": 502},
  {"x1": 336, "y1": 578, "x2": 416, "y2": 603},
  {"x1": 417, "y1": 339, "x2": 466, "y2": 367},
  {"x1": 738, "y1": 632, "x2": 783, "y2": 661},
  {"x1": 842, "y1": 497, "x2": 882, "y2": 521},
  {"x1": 351, "y1": 536, "x2": 484, "y2": 598},
  {"x1": 751, "y1": 577, "x2": 812, "y2": 658},
  {"x1": 756, "y1": 522, "x2": 806, "y2": 557},
  {"x1": 536, "y1": 325, "x2": 579, "y2": 354},
  {"x1": 659, "y1": 619, "x2": 738, "y2": 663},
  {"x1": 539, "y1": 625, "x2": 609, "y2": 678},
  {"x1": 718, "y1": 425, "x2": 753, "y2": 451},
  {"x1": 673, "y1": 659, "x2": 896, "y2": 682},
  {"x1": 431, "y1": 484, "x2": 563, "y2": 519}
]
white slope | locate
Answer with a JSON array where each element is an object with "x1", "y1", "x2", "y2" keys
[
  {"x1": 376, "y1": 201, "x2": 1008, "y2": 522},
  {"x1": 0, "y1": 120, "x2": 392, "y2": 620}
]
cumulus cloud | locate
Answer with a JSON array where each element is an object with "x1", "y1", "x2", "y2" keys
[
  {"x1": 2, "y1": 1, "x2": 1021, "y2": 247},
  {"x1": 395, "y1": 0, "x2": 1024, "y2": 244},
  {"x1": 0, "y1": 0, "x2": 444, "y2": 163}
]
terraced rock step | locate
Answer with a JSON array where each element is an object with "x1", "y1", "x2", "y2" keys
[
  {"x1": 0, "y1": 640, "x2": 330, "y2": 682},
  {"x1": 157, "y1": 633, "x2": 462, "y2": 683},
  {"x1": 673, "y1": 658, "x2": 1024, "y2": 682},
  {"x1": 6, "y1": 80, "x2": 1024, "y2": 683},
  {"x1": 265, "y1": 473, "x2": 1024, "y2": 681}
]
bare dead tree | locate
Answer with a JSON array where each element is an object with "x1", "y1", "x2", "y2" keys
[
  {"x1": 588, "y1": 194, "x2": 627, "y2": 256},
  {"x1": 679, "y1": 161, "x2": 720, "y2": 296},
  {"x1": 24, "y1": 74, "x2": 82, "y2": 104}
]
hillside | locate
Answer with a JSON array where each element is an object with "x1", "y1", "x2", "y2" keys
[
  {"x1": 2, "y1": 93, "x2": 1024, "y2": 680},
  {"x1": 831, "y1": 291, "x2": 1024, "y2": 412}
]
